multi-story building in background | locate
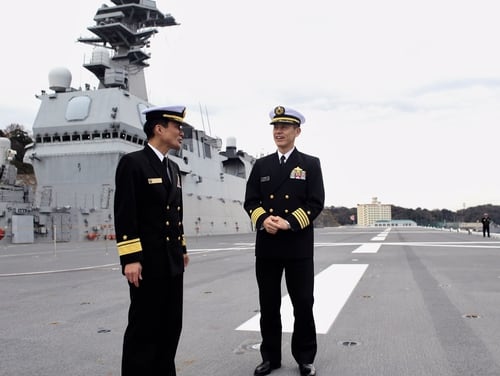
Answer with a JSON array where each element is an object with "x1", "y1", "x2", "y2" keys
[{"x1": 357, "y1": 197, "x2": 391, "y2": 226}]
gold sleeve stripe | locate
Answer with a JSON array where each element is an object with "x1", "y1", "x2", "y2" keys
[
  {"x1": 182, "y1": 235, "x2": 187, "y2": 247},
  {"x1": 117, "y1": 238, "x2": 142, "y2": 256},
  {"x1": 250, "y1": 207, "x2": 266, "y2": 225},
  {"x1": 292, "y1": 208, "x2": 310, "y2": 229}
]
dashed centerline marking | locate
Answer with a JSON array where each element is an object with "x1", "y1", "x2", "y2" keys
[
  {"x1": 352, "y1": 243, "x2": 382, "y2": 253},
  {"x1": 353, "y1": 228, "x2": 390, "y2": 253}
]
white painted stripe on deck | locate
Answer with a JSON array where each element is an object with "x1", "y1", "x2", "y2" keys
[
  {"x1": 352, "y1": 243, "x2": 382, "y2": 253},
  {"x1": 236, "y1": 264, "x2": 369, "y2": 334},
  {"x1": 370, "y1": 228, "x2": 390, "y2": 241}
]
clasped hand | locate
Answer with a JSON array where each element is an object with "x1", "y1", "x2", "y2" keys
[{"x1": 263, "y1": 215, "x2": 290, "y2": 234}]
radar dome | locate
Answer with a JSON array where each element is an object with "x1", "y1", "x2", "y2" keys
[{"x1": 49, "y1": 67, "x2": 72, "y2": 92}]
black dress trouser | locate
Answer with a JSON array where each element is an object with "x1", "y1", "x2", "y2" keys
[
  {"x1": 256, "y1": 257, "x2": 317, "y2": 365},
  {"x1": 122, "y1": 274, "x2": 183, "y2": 376}
]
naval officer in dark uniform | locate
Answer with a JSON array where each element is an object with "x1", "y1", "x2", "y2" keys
[
  {"x1": 481, "y1": 213, "x2": 491, "y2": 237},
  {"x1": 244, "y1": 106, "x2": 325, "y2": 376},
  {"x1": 114, "y1": 105, "x2": 189, "y2": 376}
]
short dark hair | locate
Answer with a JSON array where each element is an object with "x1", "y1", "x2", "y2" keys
[{"x1": 143, "y1": 119, "x2": 168, "y2": 139}]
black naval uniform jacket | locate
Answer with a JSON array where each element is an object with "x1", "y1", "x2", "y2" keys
[
  {"x1": 244, "y1": 148, "x2": 325, "y2": 258},
  {"x1": 114, "y1": 145, "x2": 187, "y2": 278}
]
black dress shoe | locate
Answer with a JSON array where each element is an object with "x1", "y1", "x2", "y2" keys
[
  {"x1": 254, "y1": 360, "x2": 281, "y2": 375},
  {"x1": 299, "y1": 363, "x2": 317, "y2": 376}
]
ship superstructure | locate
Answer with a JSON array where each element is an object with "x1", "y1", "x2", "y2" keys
[{"x1": 14, "y1": 0, "x2": 254, "y2": 243}]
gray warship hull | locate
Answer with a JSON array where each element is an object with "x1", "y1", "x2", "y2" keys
[{"x1": 2, "y1": 0, "x2": 255, "y2": 243}]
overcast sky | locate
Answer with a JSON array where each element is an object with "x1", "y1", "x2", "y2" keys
[{"x1": 2, "y1": 0, "x2": 500, "y2": 211}]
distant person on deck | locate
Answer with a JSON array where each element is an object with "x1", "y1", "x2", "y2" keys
[{"x1": 481, "y1": 213, "x2": 491, "y2": 237}]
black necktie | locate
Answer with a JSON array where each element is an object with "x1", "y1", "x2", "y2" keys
[
  {"x1": 163, "y1": 157, "x2": 171, "y2": 183},
  {"x1": 280, "y1": 155, "x2": 286, "y2": 166}
]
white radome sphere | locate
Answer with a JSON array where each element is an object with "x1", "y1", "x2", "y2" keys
[{"x1": 49, "y1": 66, "x2": 72, "y2": 92}]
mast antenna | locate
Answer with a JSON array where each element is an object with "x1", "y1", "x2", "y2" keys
[
  {"x1": 198, "y1": 102, "x2": 206, "y2": 133},
  {"x1": 205, "y1": 105, "x2": 212, "y2": 136}
]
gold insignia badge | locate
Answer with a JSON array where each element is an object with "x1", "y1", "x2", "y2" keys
[
  {"x1": 148, "y1": 178, "x2": 163, "y2": 184},
  {"x1": 274, "y1": 106, "x2": 285, "y2": 116},
  {"x1": 290, "y1": 167, "x2": 306, "y2": 180}
]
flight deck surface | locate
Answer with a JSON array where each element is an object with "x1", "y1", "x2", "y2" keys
[{"x1": 1, "y1": 227, "x2": 499, "y2": 375}]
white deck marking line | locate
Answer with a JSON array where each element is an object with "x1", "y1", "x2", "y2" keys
[
  {"x1": 236, "y1": 264, "x2": 369, "y2": 334},
  {"x1": 0, "y1": 263, "x2": 119, "y2": 277},
  {"x1": 370, "y1": 228, "x2": 390, "y2": 241},
  {"x1": 352, "y1": 243, "x2": 382, "y2": 253}
]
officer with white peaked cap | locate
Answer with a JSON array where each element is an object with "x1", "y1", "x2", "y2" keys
[
  {"x1": 115, "y1": 104, "x2": 189, "y2": 376},
  {"x1": 244, "y1": 105, "x2": 325, "y2": 376}
]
